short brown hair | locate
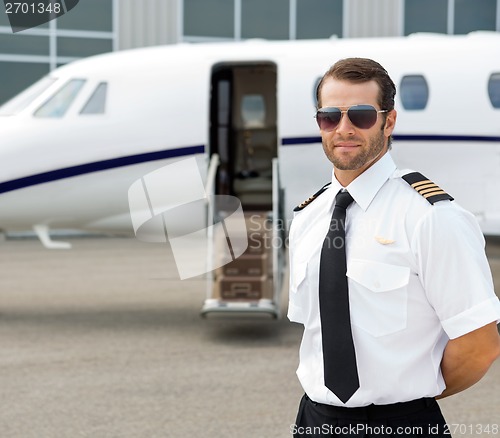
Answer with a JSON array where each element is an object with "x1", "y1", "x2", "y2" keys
[{"x1": 316, "y1": 57, "x2": 396, "y2": 111}]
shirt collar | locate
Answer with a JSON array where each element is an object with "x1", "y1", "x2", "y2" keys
[{"x1": 329, "y1": 152, "x2": 397, "y2": 212}]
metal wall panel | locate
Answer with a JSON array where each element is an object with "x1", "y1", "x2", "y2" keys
[
  {"x1": 345, "y1": 0, "x2": 401, "y2": 38},
  {"x1": 116, "y1": 0, "x2": 404, "y2": 50},
  {"x1": 118, "y1": 0, "x2": 180, "y2": 50}
]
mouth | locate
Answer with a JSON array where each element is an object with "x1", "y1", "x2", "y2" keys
[{"x1": 334, "y1": 142, "x2": 360, "y2": 151}]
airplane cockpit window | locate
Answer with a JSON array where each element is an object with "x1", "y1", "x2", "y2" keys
[
  {"x1": 488, "y1": 73, "x2": 500, "y2": 109},
  {"x1": 80, "y1": 82, "x2": 108, "y2": 114},
  {"x1": 0, "y1": 76, "x2": 56, "y2": 116},
  {"x1": 400, "y1": 75, "x2": 429, "y2": 110},
  {"x1": 34, "y1": 79, "x2": 86, "y2": 118},
  {"x1": 241, "y1": 94, "x2": 266, "y2": 128}
]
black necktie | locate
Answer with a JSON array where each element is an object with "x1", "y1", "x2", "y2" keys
[{"x1": 319, "y1": 190, "x2": 359, "y2": 403}]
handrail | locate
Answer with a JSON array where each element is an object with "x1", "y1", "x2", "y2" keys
[
  {"x1": 205, "y1": 154, "x2": 220, "y2": 299},
  {"x1": 271, "y1": 157, "x2": 282, "y2": 317},
  {"x1": 205, "y1": 153, "x2": 220, "y2": 198}
]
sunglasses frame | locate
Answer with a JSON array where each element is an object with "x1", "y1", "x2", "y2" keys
[{"x1": 315, "y1": 104, "x2": 389, "y2": 131}]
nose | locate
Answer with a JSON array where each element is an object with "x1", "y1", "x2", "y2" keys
[{"x1": 335, "y1": 111, "x2": 355, "y2": 135}]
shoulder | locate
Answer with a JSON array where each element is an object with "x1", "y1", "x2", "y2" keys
[
  {"x1": 293, "y1": 182, "x2": 332, "y2": 212},
  {"x1": 383, "y1": 168, "x2": 462, "y2": 237},
  {"x1": 399, "y1": 171, "x2": 454, "y2": 205},
  {"x1": 385, "y1": 169, "x2": 455, "y2": 212},
  {"x1": 392, "y1": 170, "x2": 482, "y2": 242}
]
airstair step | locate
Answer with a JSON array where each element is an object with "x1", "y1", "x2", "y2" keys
[{"x1": 215, "y1": 275, "x2": 273, "y2": 301}]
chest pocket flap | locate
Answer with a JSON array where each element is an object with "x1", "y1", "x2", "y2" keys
[
  {"x1": 347, "y1": 259, "x2": 410, "y2": 292},
  {"x1": 346, "y1": 259, "x2": 410, "y2": 337}
]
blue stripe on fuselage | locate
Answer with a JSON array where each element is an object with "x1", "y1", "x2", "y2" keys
[
  {"x1": 1, "y1": 134, "x2": 500, "y2": 194},
  {"x1": 0, "y1": 145, "x2": 205, "y2": 195},
  {"x1": 281, "y1": 134, "x2": 500, "y2": 145}
]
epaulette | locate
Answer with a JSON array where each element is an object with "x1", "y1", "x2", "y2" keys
[
  {"x1": 293, "y1": 182, "x2": 331, "y2": 212},
  {"x1": 402, "y1": 172, "x2": 454, "y2": 204}
]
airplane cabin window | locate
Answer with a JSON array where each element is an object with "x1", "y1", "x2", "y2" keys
[
  {"x1": 0, "y1": 76, "x2": 55, "y2": 116},
  {"x1": 80, "y1": 82, "x2": 108, "y2": 114},
  {"x1": 34, "y1": 79, "x2": 86, "y2": 118},
  {"x1": 400, "y1": 75, "x2": 429, "y2": 110},
  {"x1": 488, "y1": 73, "x2": 500, "y2": 109},
  {"x1": 241, "y1": 94, "x2": 266, "y2": 128}
]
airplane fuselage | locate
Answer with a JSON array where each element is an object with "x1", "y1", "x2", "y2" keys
[{"x1": 0, "y1": 33, "x2": 499, "y2": 236}]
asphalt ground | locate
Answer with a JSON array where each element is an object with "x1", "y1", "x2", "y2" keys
[{"x1": 0, "y1": 236, "x2": 499, "y2": 438}]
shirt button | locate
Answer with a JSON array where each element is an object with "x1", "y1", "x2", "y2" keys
[{"x1": 373, "y1": 280, "x2": 381, "y2": 289}]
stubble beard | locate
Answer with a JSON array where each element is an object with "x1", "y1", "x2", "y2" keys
[{"x1": 323, "y1": 128, "x2": 386, "y2": 171}]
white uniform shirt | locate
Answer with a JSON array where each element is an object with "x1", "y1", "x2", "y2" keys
[{"x1": 288, "y1": 153, "x2": 500, "y2": 407}]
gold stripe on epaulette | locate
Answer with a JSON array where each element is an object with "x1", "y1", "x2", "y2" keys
[
  {"x1": 411, "y1": 180, "x2": 432, "y2": 189},
  {"x1": 414, "y1": 183, "x2": 438, "y2": 191},
  {"x1": 298, "y1": 197, "x2": 314, "y2": 208},
  {"x1": 294, "y1": 182, "x2": 332, "y2": 211},
  {"x1": 402, "y1": 172, "x2": 454, "y2": 205},
  {"x1": 419, "y1": 186, "x2": 441, "y2": 195},
  {"x1": 423, "y1": 190, "x2": 447, "y2": 198}
]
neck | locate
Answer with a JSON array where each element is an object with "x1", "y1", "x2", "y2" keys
[{"x1": 334, "y1": 149, "x2": 388, "y2": 187}]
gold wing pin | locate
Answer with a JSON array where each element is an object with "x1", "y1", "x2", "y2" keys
[{"x1": 375, "y1": 236, "x2": 395, "y2": 245}]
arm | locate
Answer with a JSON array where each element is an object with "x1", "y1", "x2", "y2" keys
[
  {"x1": 436, "y1": 321, "x2": 500, "y2": 399},
  {"x1": 411, "y1": 205, "x2": 500, "y2": 398}
]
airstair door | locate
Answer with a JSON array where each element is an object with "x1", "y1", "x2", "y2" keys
[{"x1": 201, "y1": 62, "x2": 284, "y2": 318}]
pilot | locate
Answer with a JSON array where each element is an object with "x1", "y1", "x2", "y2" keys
[{"x1": 288, "y1": 57, "x2": 500, "y2": 437}]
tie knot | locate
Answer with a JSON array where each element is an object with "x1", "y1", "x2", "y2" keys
[{"x1": 335, "y1": 190, "x2": 354, "y2": 209}]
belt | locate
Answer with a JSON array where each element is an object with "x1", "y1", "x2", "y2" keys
[{"x1": 304, "y1": 394, "x2": 437, "y2": 421}]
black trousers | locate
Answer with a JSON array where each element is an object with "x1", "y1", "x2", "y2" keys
[{"x1": 292, "y1": 394, "x2": 450, "y2": 438}]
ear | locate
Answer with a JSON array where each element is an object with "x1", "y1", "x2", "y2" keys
[{"x1": 384, "y1": 109, "x2": 397, "y2": 137}]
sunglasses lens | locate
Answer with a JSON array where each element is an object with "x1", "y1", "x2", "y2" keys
[
  {"x1": 316, "y1": 108, "x2": 341, "y2": 131},
  {"x1": 316, "y1": 105, "x2": 381, "y2": 131},
  {"x1": 347, "y1": 105, "x2": 378, "y2": 129}
]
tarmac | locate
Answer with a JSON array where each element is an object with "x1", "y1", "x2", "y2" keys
[{"x1": 0, "y1": 236, "x2": 499, "y2": 438}]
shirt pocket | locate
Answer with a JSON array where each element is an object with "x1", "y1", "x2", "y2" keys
[{"x1": 347, "y1": 259, "x2": 410, "y2": 337}]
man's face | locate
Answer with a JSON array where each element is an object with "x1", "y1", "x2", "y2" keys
[{"x1": 318, "y1": 78, "x2": 396, "y2": 181}]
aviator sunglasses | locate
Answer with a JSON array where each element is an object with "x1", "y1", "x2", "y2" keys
[{"x1": 315, "y1": 104, "x2": 388, "y2": 131}]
